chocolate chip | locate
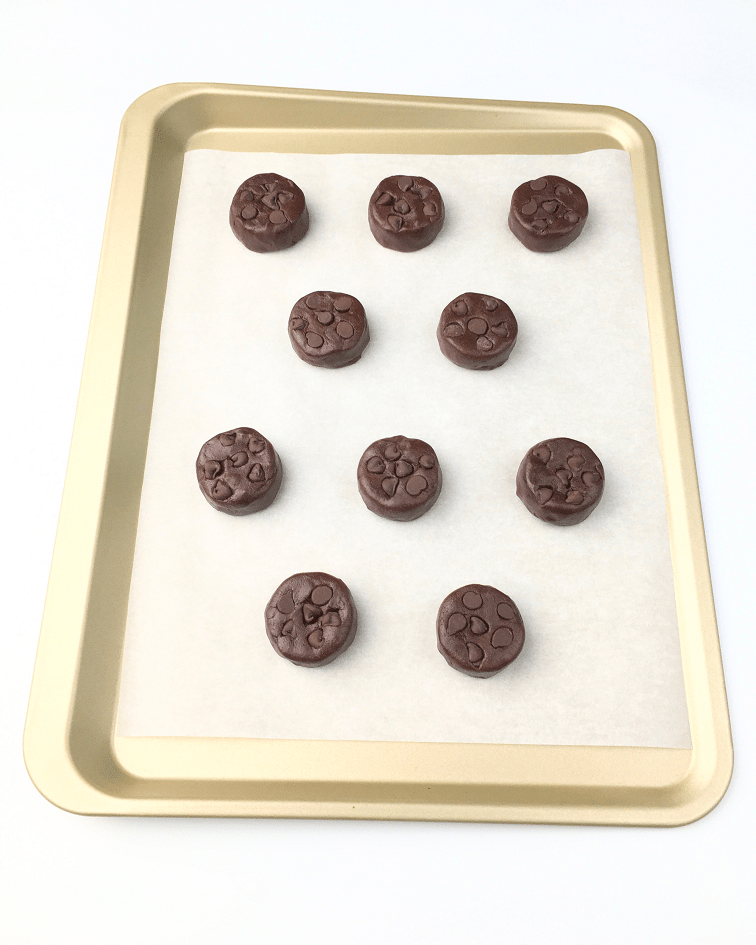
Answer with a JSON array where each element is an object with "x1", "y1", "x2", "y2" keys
[
  {"x1": 303, "y1": 603, "x2": 321, "y2": 623},
  {"x1": 533, "y1": 447, "x2": 551, "y2": 463},
  {"x1": 566, "y1": 491, "x2": 583, "y2": 504},
  {"x1": 311, "y1": 585, "x2": 333, "y2": 606},
  {"x1": 317, "y1": 310, "x2": 334, "y2": 325},
  {"x1": 476, "y1": 337, "x2": 494, "y2": 351},
  {"x1": 542, "y1": 200, "x2": 558, "y2": 214},
  {"x1": 277, "y1": 592, "x2": 296, "y2": 615},
  {"x1": 269, "y1": 210, "x2": 287, "y2": 225},
  {"x1": 382, "y1": 477, "x2": 398, "y2": 496},
  {"x1": 452, "y1": 300, "x2": 468, "y2": 316},
  {"x1": 530, "y1": 178, "x2": 548, "y2": 191},
  {"x1": 536, "y1": 487, "x2": 553, "y2": 505},
  {"x1": 336, "y1": 321, "x2": 354, "y2": 339},
  {"x1": 470, "y1": 616, "x2": 488, "y2": 635},
  {"x1": 422, "y1": 201, "x2": 438, "y2": 217},
  {"x1": 568, "y1": 454, "x2": 585, "y2": 470},
  {"x1": 444, "y1": 323, "x2": 464, "y2": 337},
  {"x1": 241, "y1": 204, "x2": 257, "y2": 220},
  {"x1": 261, "y1": 193, "x2": 279, "y2": 210},
  {"x1": 305, "y1": 332, "x2": 324, "y2": 348},
  {"x1": 212, "y1": 480, "x2": 232, "y2": 500},
  {"x1": 322, "y1": 612, "x2": 342, "y2": 627},
  {"x1": 204, "y1": 461, "x2": 222, "y2": 480},
  {"x1": 405, "y1": 475, "x2": 427, "y2": 496},
  {"x1": 307, "y1": 629, "x2": 325, "y2": 649},
  {"x1": 467, "y1": 643, "x2": 484, "y2": 664},
  {"x1": 395, "y1": 460, "x2": 413, "y2": 478},
  {"x1": 462, "y1": 591, "x2": 483, "y2": 610},
  {"x1": 333, "y1": 296, "x2": 352, "y2": 312},
  {"x1": 388, "y1": 214, "x2": 403, "y2": 231},
  {"x1": 384, "y1": 444, "x2": 401, "y2": 460},
  {"x1": 305, "y1": 294, "x2": 322, "y2": 309},
  {"x1": 448, "y1": 613, "x2": 468, "y2": 633},
  {"x1": 248, "y1": 463, "x2": 264, "y2": 482},
  {"x1": 467, "y1": 317, "x2": 488, "y2": 335},
  {"x1": 229, "y1": 451, "x2": 248, "y2": 468},
  {"x1": 395, "y1": 199, "x2": 410, "y2": 214},
  {"x1": 397, "y1": 176, "x2": 414, "y2": 191},
  {"x1": 366, "y1": 457, "x2": 385, "y2": 474},
  {"x1": 376, "y1": 192, "x2": 392, "y2": 206},
  {"x1": 491, "y1": 627, "x2": 514, "y2": 648},
  {"x1": 219, "y1": 433, "x2": 236, "y2": 447},
  {"x1": 496, "y1": 602, "x2": 515, "y2": 620},
  {"x1": 418, "y1": 455, "x2": 435, "y2": 469}
]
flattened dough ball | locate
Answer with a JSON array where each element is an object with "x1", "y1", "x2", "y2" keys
[
  {"x1": 265, "y1": 572, "x2": 357, "y2": 667},
  {"x1": 288, "y1": 291, "x2": 370, "y2": 368},
  {"x1": 229, "y1": 172, "x2": 309, "y2": 252},
  {"x1": 437, "y1": 293, "x2": 518, "y2": 370},
  {"x1": 509, "y1": 175, "x2": 588, "y2": 252},
  {"x1": 516, "y1": 437, "x2": 604, "y2": 525},
  {"x1": 368, "y1": 175, "x2": 445, "y2": 251},
  {"x1": 357, "y1": 435, "x2": 442, "y2": 522},
  {"x1": 196, "y1": 427, "x2": 282, "y2": 515},
  {"x1": 437, "y1": 584, "x2": 525, "y2": 678}
]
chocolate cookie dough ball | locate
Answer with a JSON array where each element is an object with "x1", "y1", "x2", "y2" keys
[
  {"x1": 196, "y1": 427, "x2": 282, "y2": 515},
  {"x1": 288, "y1": 292, "x2": 370, "y2": 368},
  {"x1": 357, "y1": 435, "x2": 442, "y2": 522},
  {"x1": 265, "y1": 572, "x2": 357, "y2": 667},
  {"x1": 516, "y1": 437, "x2": 604, "y2": 525},
  {"x1": 437, "y1": 585, "x2": 525, "y2": 678},
  {"x1": 368, "y1": 175, "x2": 444, "y2": 251},
  {"x1": 437, "y1": 293, "x2": 518, "y2": 370},
  {"x1": 229, "y1": 172, "x2": 309, "y2": 253},
  {"x1": 508, "y1": 175, "x2": 588, "y2": 252}
]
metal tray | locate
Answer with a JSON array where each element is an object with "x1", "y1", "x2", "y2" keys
[{"x1": 24, "y1": 84, "x2": 732, "y2": 824}]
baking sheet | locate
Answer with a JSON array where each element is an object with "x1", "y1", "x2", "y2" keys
[{"x1": 116, "y1": 149, "x2": 691, "y2": 748}]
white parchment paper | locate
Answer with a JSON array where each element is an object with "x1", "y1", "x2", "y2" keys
[{"x1": 116, "y1": 150, "x2": 691, "y2": 748}]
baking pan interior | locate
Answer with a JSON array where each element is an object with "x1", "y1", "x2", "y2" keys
[{"x1": 25, "y1": 85, "x2": 731, "y2": 823}]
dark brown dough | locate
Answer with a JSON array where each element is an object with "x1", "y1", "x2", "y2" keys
[
  {"x1": 196, "y1": 427, "x2": 282, "y2": 515},
  {"x1": 516, "y1": 437, "x2": 604, "y2": 525},
  {"x1": 357, "y1": 435, "x2": 442, "y2": 522},
  {"x1": 288, "y1": 292, "x2": 370, "y2": 368},
  {"x1": 437, "y1": 584, "x2": 525, "y2": 678},
  {"x1": 508, "y1": 175, "x2": 588, "y2": 252},
  {"x1": 265, "y1": 572, "x2": 357, "y2": 667},
  {"x1": 229, "y1": 172, "x2": 309, "y2": 253},
  {"x1": 437, "y1": 293, "x2": 518, "y2": 370},
  {"x1": 368, "y1": 175, "x2": 444, "y2": 251}
]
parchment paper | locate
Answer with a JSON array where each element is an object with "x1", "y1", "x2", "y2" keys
[{"x1": 116, "y1": 149, "x2": 691, "y2": 748}]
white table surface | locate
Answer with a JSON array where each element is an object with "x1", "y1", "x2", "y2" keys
[{"x1": 2, "y1": 1, "x2": 754, "y2": 941}]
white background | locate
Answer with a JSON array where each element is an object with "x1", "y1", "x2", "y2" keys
[{"x1": 1, "y1": 1, "x2": 753, "y2": 942}]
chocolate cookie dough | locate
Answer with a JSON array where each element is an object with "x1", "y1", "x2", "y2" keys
[
  {"x1": 229, "y1": 173, "x2": 309, "y2": 253},
  {"x1": 508, "y1": 175, "x2": 588, "y2": 252},
  {"x1": 265, "y1": 572, "x2": 357, "y2": 667},
  {"x1": 196, "y1": 427, "x2": 282, "y2": 515},
  {"x1": 437, "y1": 584, "x2": 525, "y2": 678},
  {"x1": 357, "y1": 435, "x2": 442, "y2": 522},
  {"x1": 368, "y1": 175, "x2": 444, "y2": 252},
  {"x1": 516, "y1": 437, "x2": 604, "y2": 525},
  {"x1": 288, "y1": 292, "x2": 370, "y2": 368},
  {"x1": 437, "y1": 293, "x2": 518, "y2": 370}
]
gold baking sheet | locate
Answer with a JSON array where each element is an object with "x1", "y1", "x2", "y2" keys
[{"x1": 23, "y1": 84, "x2": 732, "y2": 824}]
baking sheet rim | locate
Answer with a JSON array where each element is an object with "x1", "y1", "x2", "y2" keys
[{"x1": 23, "y1": 83, "x2": 732, "y2": 825}]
